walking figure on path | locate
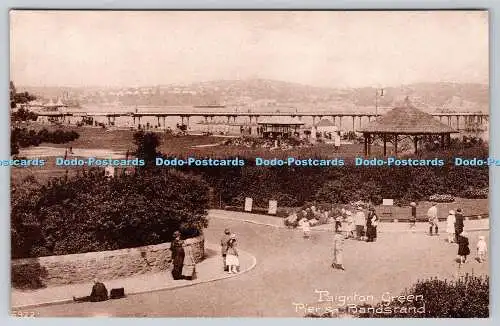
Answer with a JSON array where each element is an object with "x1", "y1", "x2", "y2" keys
[
  {"x1": 366, "y1": 206, "x2": 378, "y2": 242},
  {"x1": 476, "y1": 236, "x2": 487, "y2": 263},
  {"x1": 170, "y1": 231, "x2": 185, "y2": 280},
  {"x1": 332, "y1": 226, "x2": 345, "y2": 270},
  {"x1": 446, "y1": 210, "x2": 456, "y2": 243},
  {"x1": 226, "y1": 234, "x2": 239, "y2": 274},
  {"x1": 182, "y1": 238, "x2": 197, "y2": 280},
  {"x1": 427, "y1": 203, "x2": 439, "y2": 236},
  {"x1": 354, "y1": 206, "x2": 365, "y2": 241},
  {"x1": 457, "y1": 231, "x2": 470, "y2": 266},
  {"x1": 409, "y1": 202, "x2": 417, "y2": 230},
  {"x1": 302, "y1": 220, "x2": 311, "y2": 239},
  {"x1": 455, "y1": 208, "x2": 465, "y2": 243},
  {"x1": 221, "y1": 228, "x2": 231, "y2": 272}
]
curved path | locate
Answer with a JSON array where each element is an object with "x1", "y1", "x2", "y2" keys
[{"x1": 27, "y1": 210, "x2": 489, "y2": 317}]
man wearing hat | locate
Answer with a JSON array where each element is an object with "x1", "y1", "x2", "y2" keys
[
  {"x1": 332, "y1": 225, "x2": 345, "y2": 270},
  {"x1": 354, "y1": 205, "x2": 366, "y2": 240},
  {"x1": 455, "y1": 208, "x2": 465, "y2": 243},
  {"x1": 446, "y1": 210, "x2": 456, "y2": 243},
  {"x1": 221, "y1": 228, "x2": 232, "y2": 272},
  {"x1": 427, "y1": 203, "x2": 439, "y2": 236},
  {"x1": 409, "y1": 202, "x2": 417, "y2": 230}
]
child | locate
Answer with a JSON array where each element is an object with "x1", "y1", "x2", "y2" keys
[
  {"x1": 226, "y1": 234, "x2": 239, "y2": 273},
  {"x1": 457, "y1": 231, "x2": 470, "y2": 265},
  {"x1": 332, "y1": 226, "x2": 345, "y2": 270},
  {"x1": 302, "y1": 220, "x2": 311, "y2": 239},
  {"x1": 476, "y1": 236, "x2": 487, "y2": 263}
]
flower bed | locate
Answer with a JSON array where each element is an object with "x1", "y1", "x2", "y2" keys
[
  {"x1": 459, "y1": 188, "x2": 488, "y2": 199},
  {"x1": 428, "y1": 194, "x2": 455, "y2": 203}
]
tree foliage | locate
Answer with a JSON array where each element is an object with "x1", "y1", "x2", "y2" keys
[
  {"x1": 11, "y1": 169, "x2": 210, "y2": 258},
  {"x1": 133, "y1": 130, "x2": 161, "y2": 166},
  {"x1": 11, "y1": 128, "x2": 79, "y2": 150},
  {"x1": 10, "y1": 81, "x2": 37, "y2": 109},
  {"x1": 359, "y1": 274, "x2": 489, "y2": 318}
]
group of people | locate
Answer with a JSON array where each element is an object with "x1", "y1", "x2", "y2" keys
[
  {"x1": 414, "y1": 202, "x2": 488, "y2": 266},
  {"x1": 330, "y1": 205, "x2": 379, "y2": 272},
  {"x1": 336, "y1": 205, "x2": 379, "y2": 242},
  {"x1": 444, "y1": 208, "x2": 488, "y2": 265},
  {"x1": 170, "y1": 231, "x2": 197, "y2": 281}
]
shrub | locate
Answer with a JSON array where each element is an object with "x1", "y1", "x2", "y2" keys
[
  {"x1": 307, "y1": 274, "x2": 489, "y2": 318},
  {"x1": 358, "y1": 274, "x2": 489, "y2": 318},
  {"x1": 11, "y1": 169, "x2": 210, "y2": 258},
  {"x1": 11, "y1": 262, "x2": 48, "y2": 289},
  {"x1": 10, "y1": 127, "x2": 80, "y2": 154}
]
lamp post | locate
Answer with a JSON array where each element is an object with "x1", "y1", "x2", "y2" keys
[{"x1": 375, "y1": 88, "x2": 384, "y2": 116}]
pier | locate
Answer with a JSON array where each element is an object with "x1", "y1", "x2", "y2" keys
[{"x1": 32, "y1": 105, "x2": 489, "y2": 133}]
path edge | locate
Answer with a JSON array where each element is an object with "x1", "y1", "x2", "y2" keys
[{"x1": 11, "y1": 246, "x2": 257, "y2": 310}]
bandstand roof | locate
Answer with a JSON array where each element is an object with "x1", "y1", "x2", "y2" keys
[
  {"x1": 358, "y1": 98, "x2": 458, "y2": 134},
  {"x1": 257, "y1": 116, "x2": 304, "y2": 125}
]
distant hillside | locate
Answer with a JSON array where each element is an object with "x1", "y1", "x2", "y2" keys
[{"x1": 18, "y1": 79, "x2": 489, "y2": 112}]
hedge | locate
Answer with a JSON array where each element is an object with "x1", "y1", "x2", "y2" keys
[
  {"x1": 11, "y1": 127, "x2": 80, "y2": 155},
  {"x1": 190, "y1": 164, "x2": 488, "y2": 209},
  {"x1": 11, "y1": 168, "x2": 210, "y2": 258}
]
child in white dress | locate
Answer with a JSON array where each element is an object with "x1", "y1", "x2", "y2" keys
[
  {"x1": 476, "y1": 236, "x2": 487, "y2": 263},
  {"x1": 302, "y1": 221, "x2": 311, "y2": 239}
]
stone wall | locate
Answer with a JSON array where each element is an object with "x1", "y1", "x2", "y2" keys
[{"x1": 12, "y1": 236, "x2": 204, "y2": 289}]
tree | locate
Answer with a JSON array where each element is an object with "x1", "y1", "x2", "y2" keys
[
  {"x1": 11, "y1": 168, "x2": 210, "y2": 258},
  {"x1": 133, "y1": 130, "x2": 160, "y2": 166},
  {"x1": 10, "y1": 81, "x2": 36, "y2": 109}
]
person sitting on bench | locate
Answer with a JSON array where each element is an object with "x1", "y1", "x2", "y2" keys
[{"x1": 73, "y1": 278, "x2": 109, "y2": 302}]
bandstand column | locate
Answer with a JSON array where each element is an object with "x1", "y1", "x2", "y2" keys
[
  {"x1": 363, "y1": 133, "x2": 368, "y2": 156},
  {"x1": 383, "y1": 134, "x2": 387, "y2": 156}
]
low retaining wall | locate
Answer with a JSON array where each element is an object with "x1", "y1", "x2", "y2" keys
[{"x1": 12, "y1": 236, "x2": 204, "y2": 289}]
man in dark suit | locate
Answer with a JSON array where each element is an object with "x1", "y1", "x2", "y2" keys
[
  {"x1": 455, "y1": 208, "x2": 465, "y2": 243},
  {"x1": 221, "y1": 228, "x2": 231, "y2": 272},
  {"x1": 73, "y1": 279, "x2": 109, "y2": 302}
]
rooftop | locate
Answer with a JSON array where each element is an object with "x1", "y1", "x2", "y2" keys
[{"x1": 358, "y1": 97, "x2": 458, "y2": 134}]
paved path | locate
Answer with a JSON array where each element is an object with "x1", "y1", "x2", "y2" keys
[
  {"x1": 11, "y1": 243, "x2": 256, "y2": 310},
  {"x1": 22, "y1": 210, "x2": 489, "y2": 317}
]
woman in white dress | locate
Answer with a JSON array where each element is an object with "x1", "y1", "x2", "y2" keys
[
  {"x1": 446, "y1": 210, "x2": 456, "y2": 243},
  {"x1": 226, "y1": 234, "x2": 239, "y2": 273}
]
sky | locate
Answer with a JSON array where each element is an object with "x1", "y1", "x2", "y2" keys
[{"x1": 10, "y1": 10, "x2": 489, "y2": 89}]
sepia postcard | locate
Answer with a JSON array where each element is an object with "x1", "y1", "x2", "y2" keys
[{"x1": 9, "y1": 10, "x2": 490, "y2": 318}]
